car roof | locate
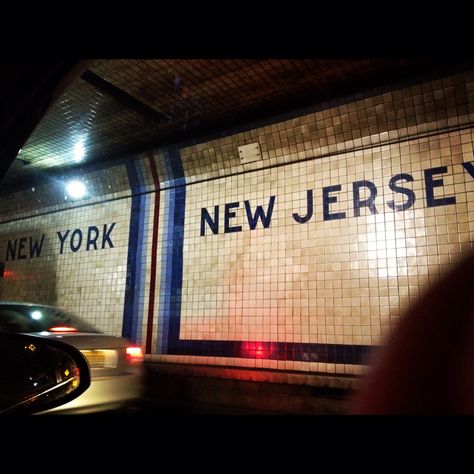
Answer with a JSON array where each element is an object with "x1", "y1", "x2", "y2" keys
[{"x1": 0, "y1": 301, "x2": 61, "y2": 310}]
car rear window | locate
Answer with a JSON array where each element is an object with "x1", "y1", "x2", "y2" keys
[{"x1": 0, "y1": 305, "x2": 100, "y2": 333}]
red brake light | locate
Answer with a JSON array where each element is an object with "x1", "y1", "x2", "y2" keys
[
  {"x1": 49, "y1": 326, "x2": 78, "y2": 332},
  {"x1": 126, "y1": 346, "x2": 144, "y2": 364}
]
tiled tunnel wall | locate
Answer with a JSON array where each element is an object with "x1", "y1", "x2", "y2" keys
[{"x1": 0, "y1": 70, "x2": 473, "y2": 376}]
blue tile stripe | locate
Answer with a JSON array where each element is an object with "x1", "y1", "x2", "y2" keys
[
  {"x1": 167, "y1": 184, "x2": 186, "y2": 350},
  {"x1": 169, "y1": 339, "x2": 373, "y2": 365},
  {"x1": 131, "y1": 160, "x2": 150, "y2": 343},
  {"x1": 123, "y1": 161, "x2": 147, "y2": 343},
  {"x1": 166, "y1": 149, "x2": 186, "y2": 187},
  {"x1": 158, "y1": 148, "x2": 185, "y2": 353},
  {"x1": 159, "y1": 189, "x2": 174, "y2": 353}
]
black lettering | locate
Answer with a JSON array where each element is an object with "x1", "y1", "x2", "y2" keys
[
  {"x1": 57, "y1": 230, "x2": 70, "y2": 254},
  {"x1": 323, "y1": 185, "x2": 346, "y2": 221},
  {"x1": 224, "y1": 202, "x2": 242, "y2": 234},
  {"x1": 6, "y1": 240, "x2": 17, "y2": 261},
  {"x1": 70, "y1": 229, "x2": 83, "y2": 253},
  {"x1": 86, "y1": 226, "x2": 99, "y2": 250},
  {"x1": 17, "y1": 237, "x2": 27, "y2": 260},
  {"x1": 293, "y1": 190, "x2": 313, "y2": 224},
  {"x1": 245, "y1": 196, "x2": 276, "y2": 230},
  {"x1": 29, "y1": 235, "x2": 45, "y2": 258},
  {"x1": 353, "y1": 180, "x2": 378, "y2": 217},
  {"x1": 424, "y1": 166, "x2": 456, "y2": 207},
  {"x1": 387, "y1": 173, "x2": 416, "y2": 211},
  {"x1": 200, "y1": 206, "x2": 219, "y2": 236},
  {"x1": 462, "y1": 161, "x2": 474, "y2": 179},
  {"x1": 102, "y1": 223, "x2": 116, "y2": 249}
]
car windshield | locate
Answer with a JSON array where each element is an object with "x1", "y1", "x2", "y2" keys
[{"x1": 0, "y1": 305, "x2": 99, "y2": 333}]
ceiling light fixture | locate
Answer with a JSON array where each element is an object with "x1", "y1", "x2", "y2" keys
[
  {"x1": 65, "y1": 180, "x2": 87, "y2": 199},
  {"x1": 73, "y1": 139, "x2": 85, "y2": 162}
]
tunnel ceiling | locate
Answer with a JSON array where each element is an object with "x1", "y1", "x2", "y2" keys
[{"x1": 1, "y1": 58, "x2": 472, "y2": 193}]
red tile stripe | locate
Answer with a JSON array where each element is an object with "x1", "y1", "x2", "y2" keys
[{"x1": 145, "y1": 154, "x2": 161, "y2": 354}]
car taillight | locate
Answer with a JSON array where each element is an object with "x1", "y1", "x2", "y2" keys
[
  {"x1": 126, "y1": 346, "x2": 144, "y2": 364},
  {"x1": 49, "y1": 326, "x2": 78, "y2": 332}
]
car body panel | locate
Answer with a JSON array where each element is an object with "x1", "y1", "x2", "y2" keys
[{"x1": 43, "y1": 373, "x2": 144, "y2": 414}]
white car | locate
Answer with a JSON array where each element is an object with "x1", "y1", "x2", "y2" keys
[{"x1": 0, "y1": 302, "x2": 145, "y2": 414}]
